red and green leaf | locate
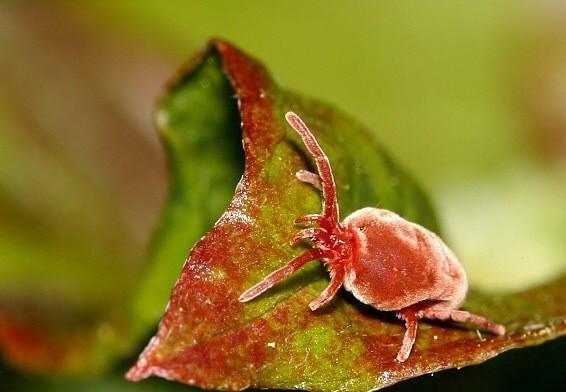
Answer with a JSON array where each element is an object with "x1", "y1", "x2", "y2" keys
[{"x1": 126, "y1": 40, "x2": 565, "y2": 391}]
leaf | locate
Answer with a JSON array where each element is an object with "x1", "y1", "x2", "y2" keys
[{"x1": 125, "y1": 39, "x2": 566, "y2": 391}]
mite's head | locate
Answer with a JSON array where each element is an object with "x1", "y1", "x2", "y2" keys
[{"x1": 343, "y1": 207, "x2": 399, "y2": 233}]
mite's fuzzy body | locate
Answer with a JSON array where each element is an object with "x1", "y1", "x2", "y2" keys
[
  {"x1": 342, "y1": 208, "x2": 467, "y2": 313},
  {"x1": 240, "y1": 112, "x2": 505, "y2": 362}
]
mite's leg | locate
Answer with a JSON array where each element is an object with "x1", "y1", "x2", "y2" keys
[
  {"x1": 296, "y1": 169, "x2": 322, "y2": 191},
  {"x1": 308, "y1": 267, "x2": 345, "y2": 311},
  {"x1": 396, "y1": 309, "x2": 419, "y2": 362},
  {"x1": 294, "y1": 214, "x2": 324, "y2": 225},
  {"x1": 239, "y1": 248, "x2": 325, "y2": 303},
  {"x1": 421, "y1": 309, "x2": 506, "y2": 336},
  {"x1": 290, "y1": 228, "x2": 331, "y2": 247},
  {"x1": 285, "y1": 112, "x2": 340, "y2": 227},
  {"x1": 294, "y1": 214, "x2": 334, "y2": 232}
]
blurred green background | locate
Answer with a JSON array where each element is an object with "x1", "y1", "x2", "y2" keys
[{"x1": 0, "y1": 1, "x2": 564, "y2": 391}]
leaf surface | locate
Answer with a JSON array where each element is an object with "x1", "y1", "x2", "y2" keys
[{"x1": 126, "y1": 40, "x2": 566, "y2": 391}]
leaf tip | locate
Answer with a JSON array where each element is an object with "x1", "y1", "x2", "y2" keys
[{"x1": 124, "y1": 362, "x2": 147, "y2": 382}]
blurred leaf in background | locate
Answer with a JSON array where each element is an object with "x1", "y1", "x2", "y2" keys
[
  {"x1": 0, "y1": 0, "x2": 171, "y2": 375},
  {"x1": 0, "y1": 0, "x2": 564, "y2": 391}
]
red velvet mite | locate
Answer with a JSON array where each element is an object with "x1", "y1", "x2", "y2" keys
[{"x1": 239, "y1": 112, "x2": 505, "y2": 362}]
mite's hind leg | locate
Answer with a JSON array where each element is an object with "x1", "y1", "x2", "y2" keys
[
  {"x1": 296, "y1": 170, "x2": 322, "y2": 191},
  {"x1": 395, "y1": 309, "x2": 419, "y2": 362},
  {"x1": 421, "y1": 309, "x2": 506, "y2": 336}
]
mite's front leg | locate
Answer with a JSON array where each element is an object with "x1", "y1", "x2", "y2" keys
[
  {"x1": 296, "y1": 169, "x2": 322, "y2": 191},
  {"x1": 239, "y1": 248, "x2": 325, "y2": 303},
  {"x1": 308, "y1": 266, "x2": 345, "y2": 311},
  {"x1": 290, "y1": 228, "x2": 331, "y2": 247}
]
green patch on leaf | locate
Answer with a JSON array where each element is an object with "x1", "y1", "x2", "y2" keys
[{"x1": 129, "y1": 51, "x2": 244, "y2": 332}]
